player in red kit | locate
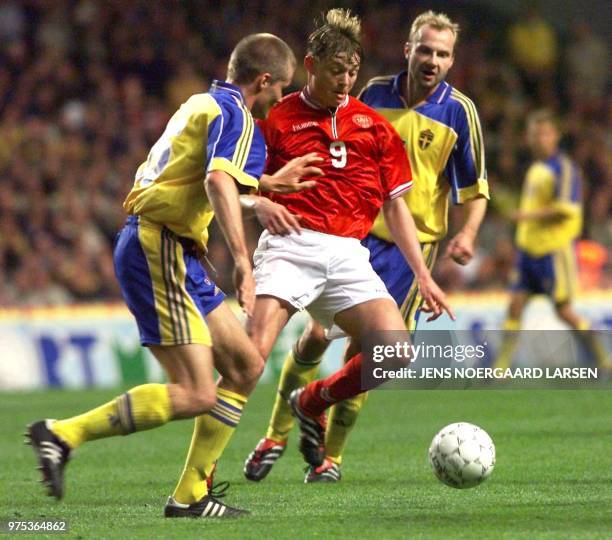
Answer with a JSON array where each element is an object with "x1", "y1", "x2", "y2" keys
[
  {"x1": 262, "y1": 87, "x2": 411, "y2": 239},
  {"x1": 247, "y1": 9, "x2": 454, "y2": 467}
]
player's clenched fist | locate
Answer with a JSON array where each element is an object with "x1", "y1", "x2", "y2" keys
[{"x1": 444, "y1": 231, "x2": 475, "y2": 266}]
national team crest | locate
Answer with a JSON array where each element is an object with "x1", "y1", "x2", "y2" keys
[
  {"x1": 418, "y1": 129, "x2": 435, "y2": 150},
  {"x1": 352, "y1": 114, "x2": 373, "y2": 128}
]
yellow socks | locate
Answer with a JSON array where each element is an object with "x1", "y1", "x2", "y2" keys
[
  {"x1": 494, "y1": 318, "x2": 521, "y2": 370},
  {"x1": 263, "y1": 345, "x2": 377, "y2": 465},
  {"x1": 50, "y1": 382, "x2": 251, "y2": 505},
  {"x1": 172, "y1": 387, "x2": 246, "y2": 505},
  {"x1": 50, "y1": 384, "x2": 172, "y2": 449},
  {"x1": 325, "y1": 392, "x2": 368, "y2": 465},
  {"x1": 265, "y1": 348, "x2": 322, "y2": 443},
  {"x1": 265, "y1": 347, "x2": 368, "y2": 464},
  {"x1": 576, "y1": 320, "x2": 610, "y2": 369}
]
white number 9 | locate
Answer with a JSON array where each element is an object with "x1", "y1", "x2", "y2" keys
[{"x1": 330, "y1": 141, "x2": 347, "y2": 169}]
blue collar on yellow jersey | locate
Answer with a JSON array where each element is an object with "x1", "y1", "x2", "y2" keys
[
  {"x1": 210, "y1": 80, "x2": 245, "y2": 103},
  {"x1": 390, "y1": 71, "x2": 453, "y2": 107}
]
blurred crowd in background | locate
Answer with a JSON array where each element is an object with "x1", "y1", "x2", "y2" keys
[{"x1": 0, "y1": 0, "x2": 609, "y2": 306}]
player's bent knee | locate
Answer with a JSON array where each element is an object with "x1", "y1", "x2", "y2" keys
[
  {"x1": 296, "y1": 339, "x2": 327, "y2": 365},
  {"x1": 248, "y1": 332, "x2": 271, "y2": 360},
  {"x1": 305, "y1": 319, "x2": 328, "y2": 343},
  {"x1": 383, "y1": 343, "x2": 413, "y2": 370},
  {"x1": 297, "y1": 321, "x2": 329, "y2": 362},
  {"x1": 192, "y1": 392, "x2": 217, "y2": 415},
  {"x1": 223, "y1": 354, "x2": 265, "y2": 392},
  {"x1": 243, "y1": 356, "x2": 265, "y2": 384}
]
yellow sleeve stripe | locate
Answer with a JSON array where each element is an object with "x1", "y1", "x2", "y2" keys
[
  {"x1": 552, "y1": 200, "x2": 580, "y2": 216},
  {"x1": 209, "y1": 157, "x2": 259, "y2": 189},
  {"x1": 231, "y1": 97, "x2": 254, "y2": 171},
  {"x1": 456, "y1": 179, "x2": 490, "y2": 203},
  {"x1": 559, "y1": 155, "x2": 573, "y2": 202},
  {"x1": 451, "y1": 90, "x2": 486, "y2": 181}
]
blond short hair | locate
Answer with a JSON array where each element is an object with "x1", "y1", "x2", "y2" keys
[
  {"x1": 227, "y1": 33, "x2": 296, "y2": 84},
  {"x1": 527, "y1": 109, "x2": 559, "y2": 130},
  {"x1": 307, "y1": 8, "x2": 363, "y2": 62},
  {"x1": 408, "y1": 10, "x2": 460, "y2": 45}
]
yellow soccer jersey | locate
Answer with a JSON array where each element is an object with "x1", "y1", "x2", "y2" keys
[
  {"x1": 358, "y1": 73, "x2": 489, "y2": 243},
  {"x1": 516, "y1": 153, "x2": 583, "y2": 257},
  {"x1": 123, "y1": 80, "x2": 265, "y2": 249}
]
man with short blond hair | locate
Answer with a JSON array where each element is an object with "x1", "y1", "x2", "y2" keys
[
  {"x1": 25, "y1": 32, "x2": 321, "y2": 518},
  {"x1": 408, "y1": 9, "x2": 460, "y2": 43}
]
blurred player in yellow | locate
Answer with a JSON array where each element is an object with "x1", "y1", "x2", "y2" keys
[
  {"x1": 25, "y1": 33, "x2": 322, "y2": 517},
  {"x1": 495, "y1": 109, "x2": 608, "y2": 370},
  {"x1": 244, "y1": 11, "x2": 489, "y2": 483}
]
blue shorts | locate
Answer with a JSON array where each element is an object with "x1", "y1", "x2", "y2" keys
[
  {"x1": 113, "y1": 216, "x2": 225, "y2": 346},
  {"x1": 362, "y1": 234, "x2": 438, "y2": 331},
  {"x1": 510, "y1": 246, "x2": 577, "y2": 303}
]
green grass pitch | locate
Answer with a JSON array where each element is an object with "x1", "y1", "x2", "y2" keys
[{"x1": 2, "y1": 385, "x2": 611, "y2": 539}]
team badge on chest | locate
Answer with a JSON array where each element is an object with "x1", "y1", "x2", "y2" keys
[
  {"x1": 352, "y1": 114, "x2": 373, "y2": 128},
  {"x1": 418, "y1": 129, "x2": 435, "y2": 150}
]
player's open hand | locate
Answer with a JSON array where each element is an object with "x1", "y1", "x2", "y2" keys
[
  {"x1": 233, "y1": 257, "x2": 255, "y2": 317},
  {"x1": 254, "y1": 198, "x2": 302, "y2": 235},
  {"x1": 417, "y1": 274, "x2": 456, "y2": 322},
  {"x1": 260, "y1": 153, "x2": 323, "y2": 193},
  {"x1": 444, "y1": 231, "x2": 475, "y2": 265}
]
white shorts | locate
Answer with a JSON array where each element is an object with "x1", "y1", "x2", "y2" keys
[{"x1": 254, "y1": 229, "x2": 392, "y2": 329}]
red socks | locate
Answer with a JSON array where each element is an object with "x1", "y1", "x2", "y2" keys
[{"x1": 300, "y1": 353, "x2": 364, "y2": 417}]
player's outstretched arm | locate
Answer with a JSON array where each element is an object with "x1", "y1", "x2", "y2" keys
[
  {"x1": 240, "y1": 195, "x2": 302, "y2": 235},
  {"x1": 205, "y1": 170, "x2": 255, "y2": 316},
  {"x1": 382, "y1": 198, "x2": 455, "y2": 322},
  {"x1": 259, "y1": 153, "x2": 323, "y2": 193},
  {"x1": 444, "y1": 195, "x2": 487, "y2": 265},
  {"x1": 511, "y1": 206, "x2": 569, "y2": 222}
]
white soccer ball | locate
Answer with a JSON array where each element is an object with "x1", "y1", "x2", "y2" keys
[{"x1": 428, "y1": 422, "x2": 495, "y2": 489}]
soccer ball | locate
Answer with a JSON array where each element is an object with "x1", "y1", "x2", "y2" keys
[{"x1": 428, "y1": 422, "x2": 495, "y2": 489}]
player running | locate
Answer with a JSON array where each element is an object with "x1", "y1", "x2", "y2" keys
[
  {"x1": 25, "y1": 33, "x2": 323, "y2": 518},
  {"x1": 244, "y1": 9, "x2": 453, "y2": 474},
  {"x1": 245, "y1": 11, "x2": 489, "y2": 482},
  {"x1": 495, "y1": 109, "x2": 609, "y2": 370}
]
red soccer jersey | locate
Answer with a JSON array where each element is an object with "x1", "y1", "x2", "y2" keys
[{"x1": 261, "y1": 89, "x2": 412, "y2": 239}]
